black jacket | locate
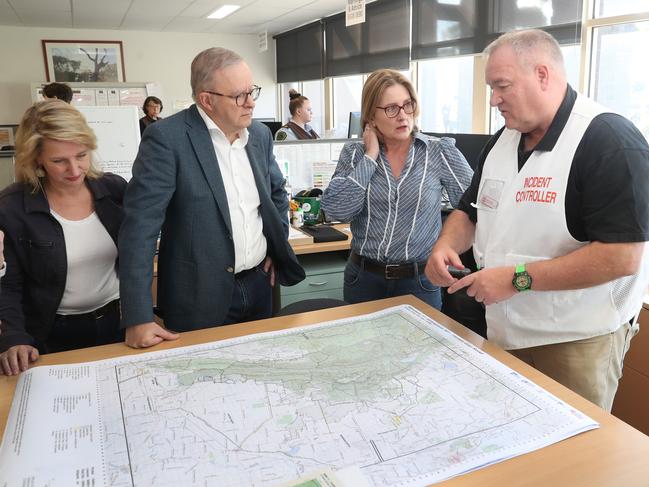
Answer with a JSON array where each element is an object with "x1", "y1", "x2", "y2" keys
[{"x1": 0, "y1": 174, "x2": 126, "y2": 352}]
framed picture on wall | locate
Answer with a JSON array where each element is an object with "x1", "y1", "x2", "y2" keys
[{"x1": 42, "y1": 40, "x2": 126, "y2": 82}]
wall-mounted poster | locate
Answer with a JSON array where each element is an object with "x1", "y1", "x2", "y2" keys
[{"x1": 42, "y1": 40, "x2": 125, "y2": 82}]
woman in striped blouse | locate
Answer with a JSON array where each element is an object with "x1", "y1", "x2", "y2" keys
[{"x1": 321, "y1": 69, "x2": 473, "y2": 309}]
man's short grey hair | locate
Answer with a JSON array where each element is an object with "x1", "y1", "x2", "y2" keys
[
  {"x1": 191, "y1": 47, "x2": 244, "y2": 99},
  {"x1": 484, "y1": 29, "x2": 566, "y2": 76}
]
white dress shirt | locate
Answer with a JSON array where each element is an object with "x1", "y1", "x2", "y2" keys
[{"x1": 197, "y1": 106, "x2": 267, "y2": 273}]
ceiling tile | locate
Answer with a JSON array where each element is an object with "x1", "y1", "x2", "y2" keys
[
  {"x1": 72, "y1": 13, "x2": 125, "y2": 29},
  {"x1": 231, "y1": 6, "x2": 292, "y2": 24},
  {"x1": 16, "y1": 10, "x2": 73, "y2": 27},
  {"x1": 0, "y1": 0, "x2": 351, "y2": 34},
  {"x1": 176, "y1": 0, "x2": 221, "y2": 18},
  {"x1": 162, "y1": 16, "x2": 217, "y2": 32},
  {"x1": 9, "y1": 0, "x2": 69, "y2": 11},
  {"x1": 0, "y1": 5, "x2": 21, "y2": 24},
  {"x1": 127, "y1": 0, "x2": 194, "y2": 17},
  {"x1": 120, "y1": 15, "x2": 171, "y2": 30}
]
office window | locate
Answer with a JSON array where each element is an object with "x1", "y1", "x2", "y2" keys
[
  {"x1": 332, "y1": 75, "x2": 363, "y2": 138},
  {"x1": 275, "y1": 21, "x2": 324, "y2": 83},
  {"x1": 494, "y1": 0, "x2": 583, "y2": 32},
  {"x1": 591, "y1": 21, "x2": 649, "y2": 139},
  {"x1": 411, "y1": 0, "x2": 478, "y2": 60},
  {"x1": 594, "y1": 0, "x2": 649, "y2": 18},
  {"x1": 418, "y1": 56, "x2": 474, "y2": 133},
  {"x1": 301, "y1": 80, "x2": 325, "y2": 137},
  {"x1": 489, "y1": 44, "x2": 581, "y2": 134},
  {"x1": 324, "y1": 0, "x2": 410, "y2": 77}
]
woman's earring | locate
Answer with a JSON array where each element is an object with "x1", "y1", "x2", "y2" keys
[{"x1": 35, "y1": 166, "x2": 45, "y2": 177}]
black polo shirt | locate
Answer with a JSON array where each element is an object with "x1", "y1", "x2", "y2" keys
[{"x1": 457, "y1": 85, "x2": 649, "y2": 243}]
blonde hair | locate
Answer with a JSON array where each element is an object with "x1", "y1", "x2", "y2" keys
[
  {"x1": 15, "y1": 100, "x2": 101, "y2": 192},
  {"x1": 361, "y1": 69, "x2": 420, "y2": 132},
  {"x1": 484, "y1": 29, "x2": 566, "y2": 76}
]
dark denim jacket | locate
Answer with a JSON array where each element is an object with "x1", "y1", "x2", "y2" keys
[{"x1": 0, "y1": 173, "x2": 126, "y2": 352}]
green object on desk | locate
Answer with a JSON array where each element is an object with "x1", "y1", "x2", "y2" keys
[{"x1": 294, "y1": 196, "x2": 321, "y2": 225}]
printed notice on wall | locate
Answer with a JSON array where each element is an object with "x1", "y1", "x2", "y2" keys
[
  {"x1": 346, "y1": 0, "x2": 365, "y2": 26},
  {"x1": 258, "y1": 30, "x2": 268, "y2": 52}
]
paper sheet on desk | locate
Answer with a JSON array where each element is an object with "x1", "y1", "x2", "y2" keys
[
  {"x1": 0, "y1": 305, "x2": 598, "y2": 487},
  {"x1": 289, "y1": 225, "x2": 313, "y2": 245}
]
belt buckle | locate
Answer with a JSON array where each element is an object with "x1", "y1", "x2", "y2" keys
[{"x1": 385, "y1": 264, "x2": 400, "y2": 280}]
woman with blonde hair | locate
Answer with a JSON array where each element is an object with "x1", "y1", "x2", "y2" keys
[
  {"x1": 322, "y1": 69, "x2": 473, "y2": 308},
  {"x1": 275, "y1": 89, "x2": 319, "y2": 141},
  {"x1": 0, "y1": 100, "x2": 127, "y2": 375}
]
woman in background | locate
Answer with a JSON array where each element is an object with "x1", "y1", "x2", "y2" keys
[
  {"x1": 0, "y1": 100, "x2": 127, "y2": 375},
  {"x1": 139, "y1": 96, "x2": 163, "y2": 135},
  {"x1": 275, "y1": 89, "x2": 319, "y2": 141},
  {"x1": 322, "y1": 69, "x2": 473, "y2": 309}
]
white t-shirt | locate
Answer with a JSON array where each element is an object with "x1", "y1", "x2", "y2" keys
[{"x1": 51, "y1": 210, "x2": 120, "y2": 315}]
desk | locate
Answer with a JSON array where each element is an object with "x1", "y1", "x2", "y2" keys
[
  {"x1": 2, "y1": 295, "x2": 648, "y2": 486},
  {"x1": 152, "y1": 224, "x2": 352, "y2": 311},
  {"x1": 289, "y1": 223, "x2": 352, "y2": 255},
  {"x1": 281, "y1": 223, "x2": 352, "y2": 307}
]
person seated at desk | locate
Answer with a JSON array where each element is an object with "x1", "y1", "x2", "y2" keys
[
  {"x1": 321, "y1": 69, "x2": 473, "y2": 310},
  {"x1": 42, "y1": 82, "x2": 73, "y2": 104},
  {"x1": 0, "y1": 100, "x2": 127, "y2": 376},
  {"x1": 139, "y1": 96, "x2": 163, "y2": 135},
  {"x1": 275, "y1": 89, "x2": 319, "y2": 141}
]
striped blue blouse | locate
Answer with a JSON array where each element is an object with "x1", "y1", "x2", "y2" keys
[{"x1": 322, "y1": 133, "x2": 473, "y2": 263}]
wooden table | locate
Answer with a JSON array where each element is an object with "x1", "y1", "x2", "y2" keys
[
  {"x1": 2, "y1": 295, "x2": 648, "y2": 486},
  {"x1": 290, "y1": 223, "x2": 352, "y2": 255}
]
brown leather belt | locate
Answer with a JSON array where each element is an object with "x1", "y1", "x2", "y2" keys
[{"x1": 351, "y1": 252, "x2": 427, "y2": 280}]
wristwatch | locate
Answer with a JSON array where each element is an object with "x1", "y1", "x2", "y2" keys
[{"x1": 512, "y1": 264, "x2": 532, "y2": 292}]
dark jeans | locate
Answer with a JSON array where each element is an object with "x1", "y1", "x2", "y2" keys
[
  {"x1": 223, "y1": 263, "x2": 273, "y2": 325},
  {"x1": 45, "y1": 299, "x2": 124, "y2": 354},
  {"x1": 343, "y1": 258, "x2": 442, "y2": 310}
]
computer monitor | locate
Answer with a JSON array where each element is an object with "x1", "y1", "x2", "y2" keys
[
  {"x1": 347, "y1": 111, "x2": 362, "y2": 139},
  {"x1": 259, "y1": 121, "x2": 283, "y2": 138},
  {"x1": 423, "y1": 132, "x2": 492, "y2": 169}
]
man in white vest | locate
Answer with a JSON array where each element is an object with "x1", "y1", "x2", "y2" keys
[{"x1": 425, "y1": 29, "x2": 649, "y2": 412}]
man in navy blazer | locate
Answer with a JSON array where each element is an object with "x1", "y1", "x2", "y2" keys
[{"x1": 119, "y1": 47, "x2": 305, "y2": 348}]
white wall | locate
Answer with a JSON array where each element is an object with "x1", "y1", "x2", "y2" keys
[{"x1": 0, "y1": 26, "x2": 277, "y2": 124}]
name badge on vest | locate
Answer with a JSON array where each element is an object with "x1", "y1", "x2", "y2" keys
[{"x1": 477, "y1": 178, "x2": 505, "y2": 210}]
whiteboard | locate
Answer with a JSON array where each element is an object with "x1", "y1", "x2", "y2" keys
[{"x1": 77, "y1": 106, "x2": 140, "y2": 181}]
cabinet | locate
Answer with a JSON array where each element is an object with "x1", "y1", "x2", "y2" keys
[
  {"x1": 612, "y1": 301, "x2": 649, "y2": 434},
  {"x1": 280, "y1": 251, "x2": 348, "y2": 307}
]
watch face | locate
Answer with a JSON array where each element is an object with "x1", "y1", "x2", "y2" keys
[{"x1": 513, "y1": 273, "x2": 531, "y2": 291}]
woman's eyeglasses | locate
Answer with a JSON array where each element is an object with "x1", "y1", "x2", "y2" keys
[
  {"x1": 376, "y1": 100, "x2": 417, "y2": 118},
  {"x1": 203, "y1": 85, "x2": 262, "y2": 106}
]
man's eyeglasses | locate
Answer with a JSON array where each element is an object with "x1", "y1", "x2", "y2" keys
[
  {"x1": 203, "y1": 85, "x2": 261, "y2": 106},
  {"x1": 376, "y1": 100, "x2": 417, "y2": 118}
]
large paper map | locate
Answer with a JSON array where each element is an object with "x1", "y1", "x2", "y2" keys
[{"x1": 0, "y1": 305, "x2": 597, "y2": 486}]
